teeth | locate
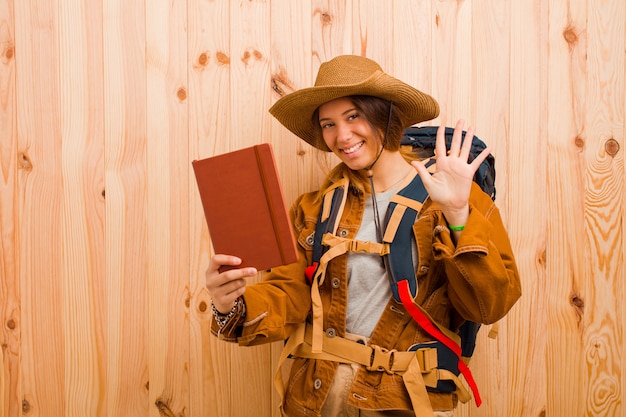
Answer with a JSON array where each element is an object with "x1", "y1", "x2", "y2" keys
[{"x1": 343, "y1": 142, "x2": 363, "y2": 154}]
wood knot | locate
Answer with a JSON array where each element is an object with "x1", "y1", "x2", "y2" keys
[
  {"x1": 537, "y1": 248, "x2": 546, "y2": 267},
  {"x1": 242, "y1": 49, "x2": 263, "y2": 65},
  {"x1": 18, "y1": 152, "x2": 33, "y2": 171},
  {"x1": 570, "y1": 294, "x2": 584, "y2": 309},
  {"x1": 198, "y1": 301, "x2": 207, "y2": 312},
  {"x1": 574, "y1": 135, "x2": 585, "y2": 150},
  {"x1": 198, "y1": 52, "x2": 209, "y2": 66},
  {"x1": 216, "y1": 51, "x2": 230, "y2": 65},
  {"x1": 4, "y1": 44, "x2": 14, "y2": 60},
  {"x1": 321, "y1": 12, "x2": 332, "y2": 25},
  {"x1": 604, "y1": 138, "x2": 619, "y2": 157},
  {"x1": 6, "y1": 319, "x2": 15, "y2": 330},
  {"x1": 176, "y1": 87, "x2": 187, "y2": 102},
  {"x1": 570, "y1": 293, "x2": 584, "y2": 329},
  {"x1": 155, "y1": 400, "x2": 176, "y2": 417},
  {"x1": 242, "y1": 50, "x2": 251, "y2": 65},
  {"x1": 271, "y1": 67, "x2": 295, "y2": 97},
  {"x1": 272, "y1": 78, "x2": 286, "y2": 96},
  {"x1": 563, "y1": 26, "x2": 578, "y2": 47},
  {"x1": 22, "y1": 400, "x2": 31, "y2": 414}
]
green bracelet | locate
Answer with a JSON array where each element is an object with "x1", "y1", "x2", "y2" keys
[{"x1": 448, "y1": 224, "x2": 465, "y2": 231}]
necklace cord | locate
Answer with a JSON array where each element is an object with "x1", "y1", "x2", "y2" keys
[{"x1": 367, "y1": 101, "x2": 394, "y2": 243}]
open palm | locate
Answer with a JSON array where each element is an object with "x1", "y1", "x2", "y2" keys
[{"x1": 411, "y1": 120, "x2": 491, "y2": 213}]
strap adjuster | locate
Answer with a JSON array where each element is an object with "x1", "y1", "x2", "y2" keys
[{"x1": 367, "y1": 345, "x2": 397, "y2": 374}]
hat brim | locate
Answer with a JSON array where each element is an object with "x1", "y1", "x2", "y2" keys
[{"x1": 269, "y1": 71, "x2": 439, "y2": 151}]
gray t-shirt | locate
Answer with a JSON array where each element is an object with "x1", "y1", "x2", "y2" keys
[{"x1": 346, "y1": 186, "x2": 416, "y2": 337}]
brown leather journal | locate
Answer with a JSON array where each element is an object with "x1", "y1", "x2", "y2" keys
[{"x1": 192, "y1": 143, "x2": 299, "y2": 272}]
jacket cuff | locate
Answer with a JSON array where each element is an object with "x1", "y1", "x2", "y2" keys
[
  {"x1": 453, "y1": 204, "x2": 493, "y2": 255},
  {"x1": 210, "y1": 298, "x2": 246, "y2": 341}
]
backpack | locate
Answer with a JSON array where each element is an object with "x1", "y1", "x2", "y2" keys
[{"x1": 304, "y1": 126, "x2": 496, "y2": 406}]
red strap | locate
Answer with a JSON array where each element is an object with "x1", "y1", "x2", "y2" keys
[
  {"x1": 305, "y1": 262, "x2": 318, "y2": 284},
  {"x1": 398, "y1": 279, "x2": 482, "y2": 407}
]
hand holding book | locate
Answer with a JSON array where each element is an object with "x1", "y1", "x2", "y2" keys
[{"x1": 205, "y1": 254, "x2": 256, "y2": 314}]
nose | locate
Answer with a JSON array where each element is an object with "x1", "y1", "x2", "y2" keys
[{"x1": 336, "y1": 122, "x2": 352, "y2": 143}]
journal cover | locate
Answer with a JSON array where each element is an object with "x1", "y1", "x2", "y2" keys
[{"x1": 192, "y1": 143, "x2": 299, "y2": 272}]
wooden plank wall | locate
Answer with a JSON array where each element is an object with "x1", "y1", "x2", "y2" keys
[{"x1": 0, "y1": 1, "x2": 624, "y2": 416}]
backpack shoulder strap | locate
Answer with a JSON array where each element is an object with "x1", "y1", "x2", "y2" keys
[
  {"x1": 382, "y1": 173, "x2": 428, "y2": 301},
  {"x1": 305, "y1": 176, "x2": 349, "y2": 284}
]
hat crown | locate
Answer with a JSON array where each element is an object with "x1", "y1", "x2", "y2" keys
[
  {"x1": 269, "y1": 55, "x2": 439, "y2": 151},
  {"x1": 314, "y1": 55, "x2": 382, "y2": 88}
]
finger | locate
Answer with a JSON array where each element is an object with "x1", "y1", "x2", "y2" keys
[
  {"x1": 212, "y1": 283, "x2": 247, "y2": 314},
  {"x1": 449, "y1": 119, "x2": 465, "y2": 155},
  {"x1": 469, "y1": 146, "x2": 491, "y2": 172},
  {"x1": 217, "y1": 266, "x2": 258, "y2": 285},
  {"x1": 459, "y1": 125, "x2": 475, "y2": 161},
  {"x1": 219, "y1": 277, "x2": 248, "y2": 297},
  {"x1": 411, "y1": 160, "x2": 434, "y2": 188},
  {"x1": 435, "y1": 124, "x2": 448, "y2": 160},
  {"x1": 206, "y1": 254, "x2": 257, "y2": 289},
  {"x1": 209, "y1": 254, "x2": 242, "y2": 271}
]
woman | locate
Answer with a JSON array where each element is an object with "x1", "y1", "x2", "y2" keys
[{"x1": 206, "y1": 55, "x2": 521, "y2": 417}]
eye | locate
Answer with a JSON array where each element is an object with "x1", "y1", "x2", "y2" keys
[
  {"x1": 320, "y1": 121, "x2": 334, "y2": 129},
  {"x1": 347, "y1": 112, "x2": 359, "y2": 121}
]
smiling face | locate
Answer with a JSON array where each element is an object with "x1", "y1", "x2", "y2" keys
[{"x1": 317, "y1": 97, "x2": 383, "y2": 171}]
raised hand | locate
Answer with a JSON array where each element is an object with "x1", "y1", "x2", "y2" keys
[{"x1": 411, "y1": 120, "x2": 491, "y2": 227}]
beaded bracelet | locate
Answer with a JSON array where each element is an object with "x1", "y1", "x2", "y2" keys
[{"x1": 212, "y1": 297, "x2": 245, "y2": 330}]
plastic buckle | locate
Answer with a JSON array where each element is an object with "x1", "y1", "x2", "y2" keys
[{"x1": 367, "y1": 345, "x2": 397, "y2": 374}]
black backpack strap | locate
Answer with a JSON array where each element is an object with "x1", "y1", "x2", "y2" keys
[
  {"x1": 382, "y1": 174, "x2": 428, "y2": 301},
  {"x1": 305, "y1": 177, "x2": 349, "y2": 284}
]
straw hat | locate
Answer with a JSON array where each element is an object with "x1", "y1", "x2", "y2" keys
[{"x1": 269, "y1": 55, "x2": 439, "y2": 152}]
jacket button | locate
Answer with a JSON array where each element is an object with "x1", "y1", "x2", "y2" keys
[
  {"x1": 326, "y1": 328, "x2": 336, "y2": 338},
  {"x1": 331, "y1": 278, "x2": 340, "y2": 288},
  {"x1": 339, "y1": 229, "x2": 349, "y2": 238},
  {"x1": 314, "y1": 378, "x2": 322, "y2": 390}
]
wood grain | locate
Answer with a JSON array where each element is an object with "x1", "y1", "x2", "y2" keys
[
  {"x1": 0, "y1": 0, "x2": 17, "y2": 415},
  {"x1": 1, "y1": 1, "x2": 625, "y2": 417},
  {"x1": 545, "y1": 2, "x2": 589, "y2": 416},
  {"x1": 146, "y1": 0, "x2": 191, "y2": 417},
  {"x1": 580, "y1": 0, "x2": 625, "y2": 415},
  {"x1": 103, "y1": 0, "x2": 150, "y2": 415},
  {"x1": 14, "y1": 1, "x2": 66, "y2": 416},
  {"x1": 57, "y1": 1, "x2": 106, "y2": 415},
  {"x1": 505, "y1": 1, "x2": 550, "y2": 417}
]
